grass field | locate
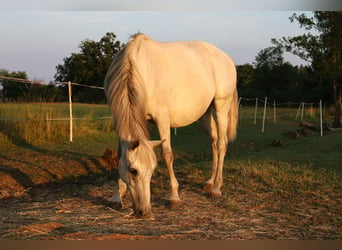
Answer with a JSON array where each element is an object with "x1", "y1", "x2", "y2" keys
[
  {"x1": 0, "y1": 103, "x2": 341, "y2": 239},
  {"x1": 0, "y1": 103, "x2": 113, "y2": 144}
]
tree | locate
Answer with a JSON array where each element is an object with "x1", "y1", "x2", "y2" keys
[
  {"x1": 55, "y1": 32, "x2": 123, "y2": 103},
  {"x1": 249, "y1": 47, "x2": 299, "y2": 102},
  {"x1": 272, "y1": 11, "x2": 342, "y2": 127},
  {"x1": 22, "y1": 83, "x2": 65, "y2": 102},
  {"x1": 254, "y1": 46, "x2": 284, "y2": 69},
  {"x1": 252, "y1": 47, "x2": 282, "y2": 100},
  {"x1": 1, "y1": 69, "x2": 67, "y2": 102},
  {"x1": 0, "y1": 69, "x2": 28, "y2": 101},
  {"x1": 236, "y1": 64, "x2": 254, "y2": 97}
]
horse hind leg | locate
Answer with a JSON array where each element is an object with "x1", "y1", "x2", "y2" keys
[
  {"x1": 210, "y1": 99, "x2": 230, "y2": 197},
  {"x1": 199, "y1": 107, "x2": 218, "y2": 193}
]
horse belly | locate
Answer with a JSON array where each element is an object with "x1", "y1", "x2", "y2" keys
[{"x1": 168, "y1": 90, "x2": 213, "y2": 128}]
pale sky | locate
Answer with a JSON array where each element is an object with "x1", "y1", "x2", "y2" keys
[{"x1": 1, "y1": 0, "x2": 338, "y2": 82}]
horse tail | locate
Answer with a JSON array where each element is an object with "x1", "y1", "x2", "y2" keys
[{"x1": 228, "y1": 88, "x2": 238, "y2": 142}]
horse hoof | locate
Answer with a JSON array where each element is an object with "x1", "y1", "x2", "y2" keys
[
  {"x1": 204, "y1": 183, "x2": 213, "y2": 193},
  {"x1": 166, "y1": 199, "x2": 182, "y2": 209},
  {"x1": 108, "y1": 201, "x2": 122, "y2": 210},
  {"x1": 210, "y1": 190, "x2": 221, "y2": 198}
]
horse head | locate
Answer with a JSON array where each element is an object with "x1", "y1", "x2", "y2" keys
[{"x1": 118, "y1": 139, "x2": 163, "y2": 217}]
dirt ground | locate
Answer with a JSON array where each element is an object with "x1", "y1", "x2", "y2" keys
[{"x1": 0, "y1": 147, "x2": 341, "y2": 240}]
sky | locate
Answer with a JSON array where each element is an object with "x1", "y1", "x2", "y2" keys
[
  {"x1": 2, "y1": 0, "x2": 340, "y2": 83},
  {"x1": 0, "y1": 10, "x2": 315, "y2": 83}
]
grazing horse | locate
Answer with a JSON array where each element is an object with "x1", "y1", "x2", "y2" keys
[{"x1": 104, "y1": 33, "x2": 238, "y2": 217}]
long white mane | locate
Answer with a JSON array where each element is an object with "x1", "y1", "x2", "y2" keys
[{"x1": 104, "y1": 34, "x2": 149, "y2": 141}]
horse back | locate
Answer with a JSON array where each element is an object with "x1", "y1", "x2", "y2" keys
[{"x1": 129, "y1": 34, "x2": 237, "y2": 127}]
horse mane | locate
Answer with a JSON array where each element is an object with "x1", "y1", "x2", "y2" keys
[{"x1": 104, "y1": 33, "x2": 150, "y2": 140}]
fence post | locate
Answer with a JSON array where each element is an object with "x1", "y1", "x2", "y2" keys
[
  {"x1": 68, "y1": 81, "x2": 73, "y2": 142},
  {"x1": 320, "y1": 100, "x2": 323, "y2": 137},
  {"x1": 301, "y1": 102, "x2": 305, "y2": 121},
  {"x1": 254, "y1": 98, "x2": 258, "y2": 124},
  {"x1": 261, "y1": 97, "x2": 267, "y2": 133},
  {"x1": 295, "y1": 102, "x2": 302, "y2": 120}
]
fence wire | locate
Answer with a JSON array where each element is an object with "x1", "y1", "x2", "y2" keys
[{"x1": 1, "y1": 76, "x2": 326, "y2": 137}]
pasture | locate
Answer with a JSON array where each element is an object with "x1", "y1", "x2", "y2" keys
[{"x1": 0, "y1": 103, "x2": 341, "y2": 239}]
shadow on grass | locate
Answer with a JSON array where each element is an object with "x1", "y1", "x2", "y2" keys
[{"x1": 0, "y1": 120, "x2": 119, "y2": 203}]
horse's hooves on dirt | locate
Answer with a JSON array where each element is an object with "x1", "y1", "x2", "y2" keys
[
  {"x1": 204, "y1": 183, "x2": 213, "y2": 193},
  {"x1": 166, "y1": 200, "x2": 182, "y2": 210},
  {"x1": 108, "y1": 201, "x2": 122, "y2": 210},
  {"x1": 210, "y1": 191, "x2": 222, "y2": 198}
]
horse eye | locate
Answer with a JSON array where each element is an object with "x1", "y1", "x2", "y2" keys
[{"x1": 128, "y1": 167, "x2": 138, "y2": 176}]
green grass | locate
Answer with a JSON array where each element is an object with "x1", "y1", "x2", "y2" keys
[
  {"x1": 1, "y1": 103, "x2": 341, "y2": 192},
  {"x1": 0, "y1": 103, "x2": 340, "y2": 239},
  {"x1": 0, "y1": 103, "x2": 113, "y2": 145},
  {"x1": 167, "y1": 119, "x2": 340, "y2": 192}
]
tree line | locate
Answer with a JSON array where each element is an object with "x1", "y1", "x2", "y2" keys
[
  {"x1": 0, "y1": 12, "x2": 341, "y2": 127},
  {"x1": 237, "y1": 50, "x2": 332, "y2": 104},
  {"x1": 0, "y1": 32, "x2": 123, "y2": 104}
]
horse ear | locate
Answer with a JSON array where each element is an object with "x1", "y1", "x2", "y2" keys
[
  {"x1": 148, "y1": 140, "x2": 165, "y2": 148},
  {"x1": 129, "y1": 140, "x2": 140, "y2": 151}
]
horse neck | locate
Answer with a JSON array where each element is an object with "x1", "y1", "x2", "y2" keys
[
  {"x1": 116, "y1": 73, "x2": 149, "y2": 141},
  {"x1": 105, "y1": 35, "x2": 150, "y2": 142},
  {"x1": 118, "y1": 126, "x2": 149, "y2": 143},
  {"x1": 109, "y1": 48, "x2": 149, "y2": 141}
]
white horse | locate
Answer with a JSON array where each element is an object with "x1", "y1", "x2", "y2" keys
[{"x1": 104, "y1": 33, "x2": 238, "y2": 217}]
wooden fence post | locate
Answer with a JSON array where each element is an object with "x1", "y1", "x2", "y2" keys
[
  {"x1": 295, "y1": 102, "x2": 302, "y2": 120},
  {"x1": 261, "y1": 97, "x2": 267, "y2": 133},
  {"x1": 68, "y1": 81, "x2": 73, "y2": 142},
  {"x1": 254, "y1": 98, "x2": 258, "y2": 125}
]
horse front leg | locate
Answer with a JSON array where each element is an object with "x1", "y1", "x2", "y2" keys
[
  {"x1": 162, "y1": 142, "x2": 182, "y2": 208},
  {"x1": 108, "y1": 178, "x2": 127, "y2": 209},
  {"x1": 156, "y1": 119, "x2": 181, "y2": 208}
]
